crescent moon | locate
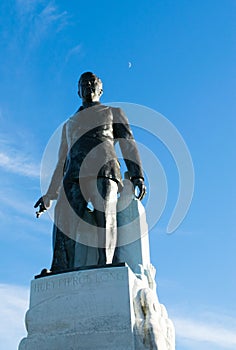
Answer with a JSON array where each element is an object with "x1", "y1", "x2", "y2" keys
[{"x1": 128, "y1": 62, "x2": 132, "y2": 69}]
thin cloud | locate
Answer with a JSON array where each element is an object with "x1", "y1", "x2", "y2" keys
[
  {"x1": 0, "y1": 284, "x2": 29, "y2": 350},
  {"x1": 0, "y1": 128, "x2": 40, "y2": 178},
  {"x1": 0, "y1": 184, "x2": 53, "y2": 229},
  {"x1": 65, "y1": 44, "x2": 83, "y2": 63},
  {"x1": 0, "y1": 187, "x2": 52, "y2": 242},
  {"x1": 0, "y1": 189, "x2": 37, "y2": 217},
  {"x1": 0, "y1": 150, "x2": 39, "y2": 178},
  {"x1": 15, "y1": 0, "x2": 68, "y2": 47},
  {"x1": 174, "y1": 316, "x2": 236, "y2": 349},
  {"x1": 16, "y1": 0, "x2": 44, "y2": 15},
  {"x1": 40, "y1": 3, "x2": 68, "y2": 26},
  {"x1": 32, "y1": 3, "x2": 68, "y2": 40}
]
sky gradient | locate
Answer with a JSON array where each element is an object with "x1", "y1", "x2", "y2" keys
[{"x1": 0, "y1": 1, "x2": 235, "y2": 349}]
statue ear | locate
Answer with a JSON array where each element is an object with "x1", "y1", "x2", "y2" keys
[{"x1": 78, "y1": 89, "x2": 81, "y2": 98}]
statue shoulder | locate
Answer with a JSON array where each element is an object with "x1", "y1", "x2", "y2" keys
[
  {"x1": 67, "y1": 111, "x2": 81, "y2": 123},
  {"x1": 110, "y1": 106, "x2": 128, "y2": 123},
  {"x1": 109, "y1": 106, "x2": 123, "y2": 113}
]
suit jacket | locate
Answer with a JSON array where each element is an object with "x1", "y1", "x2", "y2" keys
[{"x1": 46, "y1": 103, "x2": 144, "y2": 198}]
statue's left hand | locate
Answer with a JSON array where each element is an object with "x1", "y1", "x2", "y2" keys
[{"x1": 131, "y1": 178, "x2": 146, "y2": 201}]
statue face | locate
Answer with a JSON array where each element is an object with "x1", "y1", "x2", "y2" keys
[{"x1": 78, "y1": 74, "x2": 103, "y2": 102}]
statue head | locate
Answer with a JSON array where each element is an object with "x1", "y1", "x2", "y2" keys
[{"x1": 78, "y1": 72, "x2": 103, "y2": 103}]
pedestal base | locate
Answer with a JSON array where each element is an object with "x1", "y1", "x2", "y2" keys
[{"x1": 19, "y1": 265, "x2": 175, "y2": 350}]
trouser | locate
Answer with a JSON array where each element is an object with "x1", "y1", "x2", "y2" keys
[{"x1": 51, "y1": 177, "x2": 118, "y2": 272}]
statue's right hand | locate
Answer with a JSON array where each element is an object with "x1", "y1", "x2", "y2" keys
[{"x1": 34, "y1": 195, "x2": 52, "y2": 218}]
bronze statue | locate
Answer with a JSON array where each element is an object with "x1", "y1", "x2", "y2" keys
[{"x1": 34, "y1": 72, "x2": 146, "y2": 272}]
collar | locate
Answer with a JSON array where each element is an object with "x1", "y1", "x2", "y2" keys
[{"x1": 77, "y1": 101, "x2": 101, "y2": 112}]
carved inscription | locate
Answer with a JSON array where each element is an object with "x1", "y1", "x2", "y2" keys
[{"x1": 32, "y1": 270, "x2": 125, "y2": 293}]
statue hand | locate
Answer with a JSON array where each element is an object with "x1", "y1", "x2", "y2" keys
[
  {"x1": 34, "y1": 195, "x2": 52, "y2": 218},
  {"x1": 131, "y1": 178, "x2": 146, "y2": 201}
]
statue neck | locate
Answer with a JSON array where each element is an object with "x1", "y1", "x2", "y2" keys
[{"x1": 81, "y1": 101, "x2": 101, "y2": 110}]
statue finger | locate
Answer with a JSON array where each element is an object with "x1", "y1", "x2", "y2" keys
[
  {"x1": 139, "y1": 185, "x2": 147, "y2": 201},
  {"x1": 40, "y1": 203, "x2": 47, "y2": 211},
  {"x1": 34, "y1": 197, "x2": 43, "y2": 208}
]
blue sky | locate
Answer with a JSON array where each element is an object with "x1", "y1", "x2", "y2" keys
[{"x1": 0, "y1": 0, "x2": 235, "y2": 349}]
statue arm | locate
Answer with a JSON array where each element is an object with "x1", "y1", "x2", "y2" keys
[
  {"x1": 113, "y1": 108, "x2": 146, "y2": 200},
  {"x1": 45, "y1": 123, "x2": 68, "y2": 199},
  {"x1": 34, "y1": 123, "x2": 68, "y2": 217}
]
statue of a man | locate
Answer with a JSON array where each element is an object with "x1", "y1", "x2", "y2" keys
[{"x1": 34, "y1": 72, "x2": 146, "y2": 272}]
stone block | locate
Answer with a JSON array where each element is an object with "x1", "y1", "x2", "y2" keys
[
  {"x1": 19, "y1": 265, "x2": 175, "y2": 350},
  {"x1": 19, "y1": 266, "x2": 136, "y2": 350}
]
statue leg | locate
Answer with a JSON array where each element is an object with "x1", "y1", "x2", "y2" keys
[
  {"x1": 51, "y1": 224, "x2": 69, "y2": 272},
  {"x1": 89, "y1": 177, "x2": 118, "y2": 265},
  {"x1": 51, "y1": 179, "x2": 88, "y2": 272}
]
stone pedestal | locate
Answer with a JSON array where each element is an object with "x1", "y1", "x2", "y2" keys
[
  {"x1": 19, "y1": 265, "x2": 175, "y2": 350},
  {"x1": 19, "y1": 266, "x2": 136, "y2": 350}
]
